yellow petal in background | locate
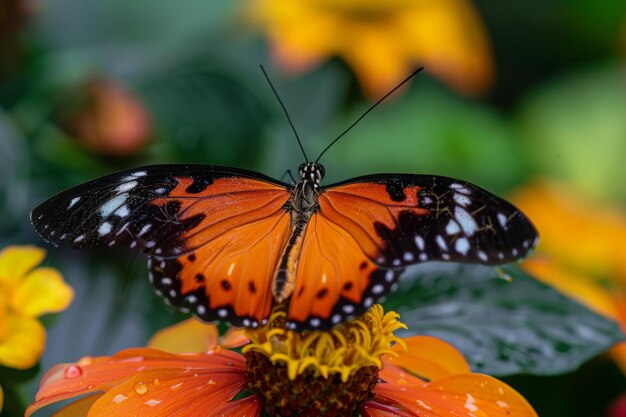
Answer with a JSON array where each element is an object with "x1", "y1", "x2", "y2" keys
[
  {"x1": 0, "y1": 315, "x2": 45, "y2": 369},
  {"x1": 249, "y1": 0, "x2": 493, "y2": 99},
  {"x1": 148, "y1": 319, "x2": 219, "y2": 353},
  {"x1": 0, "y1": 246, "x2": 45, "y2": 291},
  {"x1": 522, "y1": 257, "x2": 620, "y2": 320},
  {"x1": 511, "y1": 180, "x2": 626, "y2": 283},
  {"x1": 11, "y1": 267, "x2": 74, "y2": 318}
]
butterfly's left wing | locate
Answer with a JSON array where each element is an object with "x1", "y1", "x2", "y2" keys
[
  {"x1": 286, "y1": 174, "x2": 537, "y2": 330},
  {"x1": 31, "y1": 165, "x2": 293, "y2": 327}
]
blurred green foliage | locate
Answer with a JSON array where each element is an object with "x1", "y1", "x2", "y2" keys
[{"x1": 1, "y1": 0, "x2": 626, "y2": 416}]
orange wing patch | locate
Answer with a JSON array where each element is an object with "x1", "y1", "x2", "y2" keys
[
  {"x1": 152, "y1": 177, "x2": 290, "y2": 254},
  {"x1": 319, "y1": 182, "x2": 428, "y2": 259},
  {"x1": 287, "y1": 213, "x2": 400, "y2": 328},
  {"x1": 150, "y1": 176, "x2": 292, "y2": 327},
  {"x1": 152, "y1": 210, "x2": 291, "y2": 327}
]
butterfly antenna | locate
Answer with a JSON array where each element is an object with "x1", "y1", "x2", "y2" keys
[
  {"x1": 260, "y1": 65, "x2": 309, "y2": 162},
  {"x1": 315, "y1": 67, "x2": 425, "y2": 163}
]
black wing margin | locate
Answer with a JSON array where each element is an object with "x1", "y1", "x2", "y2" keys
[
  {"x1": 323, "y1": 173, "x2": 539, "y2": 268},
  {"x1": 31, "y1": 164, "x2": 290, "y2": 257}
]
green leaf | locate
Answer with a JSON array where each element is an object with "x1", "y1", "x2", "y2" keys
[
  {"x1": 141, "y1": 68, "x2": 269, "y2": 166},
  {"x1": 384, "y1": 263, "x2": 625, "y2": 376}
]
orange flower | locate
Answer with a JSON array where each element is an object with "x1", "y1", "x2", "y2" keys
[
  {"x1": 59, "y1": 78, "x2": 152, "y2": 158},
  {"x1": 248, "y1": 0, "x2": 493, "y2": 99},
  {"x1": 27, "y1": 307, "x2": 536, "y2": 417},
  {"x1": 511, "y1": 180, "x2": 626, "y2": 373}
]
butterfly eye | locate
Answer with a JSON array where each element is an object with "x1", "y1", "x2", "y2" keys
[
  {"x1": 298, "y1": 163, "x2": 307, "y2": 179},
  {"x1": 316, "y1": 164, "x2": 326, "y2": 181}
]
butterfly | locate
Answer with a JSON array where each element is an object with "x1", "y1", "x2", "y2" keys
[
  {"x1": 31, "y1": 68, "x2": 538, "y2": 330},
  {"x1": 31, "y1": 161, "x2": 538, "y2": 330}
]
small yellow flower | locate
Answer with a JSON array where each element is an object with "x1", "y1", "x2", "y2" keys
[
  {"x1": 248, "y1": 0, "x2": 493, "y2": 98},
  {"x1": 0, "y1": 245, "x2": 73, "y2": 369}
]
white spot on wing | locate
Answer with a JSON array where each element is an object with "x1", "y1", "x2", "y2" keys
[
  {"x1": 100, "y1": 194, "x2": 128, "y2": 217},
  {"x1": 453, "y1": 193, "x2": 471, "y2": 207},
  {"x1": 445, "y1": 220, "x2": 461, "y2": 235},
  {"x1": 477, "y1": 250, "x2": 488, "y2": 262},
  {"x1": 68, "y1": 197, "x2": 81, "y2": 208},
  {"x1": 138, "y1": 224, "x2": 151, "y2": 236},
  {"x1": 497, "y1": 212, "x2": 508, "y2": 229},
  {"x1": 74, "y1": 234, "x2": 85, "y2": 243},
  {"x1": 116, "y1": 181, "x2": 137, "y2": 192},
  {"x1": 454, "y1": 206, "x2": 478, "y2": 236},
  {"x1": 98, "y1": 222, "x2": 112, "y2": 236},
  {"x1": 436, "y1": 235, "x2": 448, "y2": 251},
  {"x1": 450, "y1": 183, "x2": 471, "y2": 195},
  {"x1": 455, "y1": 237, "x2": 470, "y2": 255},
  {"x1": 114, "y1": 205, "x2": 130, "y2": 217},
  {"x1": 403, "y1": 252, "x2": 414, "y2": 262},
  {"x1": 372, "y1": 284, "x2": 384, "y2": 294},
  {"x1": 132, "y1": 171, "x2": 147, "y2": 177},
  {"x1": 415, "y1": 235, "x2": 425, "y2": 250}
]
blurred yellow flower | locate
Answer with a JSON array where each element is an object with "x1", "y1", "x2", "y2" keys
[
  {"x1": 248, "y1": 0, "x2": 493, "y2": 98},
  {"x1": 0, "y1": 245, "x2": 73, "y2": 369},
  {"x1": 511, "y1": 180, "x2": 626, "y2": 373}
]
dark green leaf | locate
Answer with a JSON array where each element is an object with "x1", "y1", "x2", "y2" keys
[{"x1": 384, "y1": 263, "x2": 625, "y2": 376}]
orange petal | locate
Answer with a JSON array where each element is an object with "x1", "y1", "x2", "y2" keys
[
  {"x1": 53, "y1": 394, "x2": 101, "y2": 417},
  {"x1": 148, "y1": 320, "x2": 219, "y2": 353},
  {"x1": 385, "y1": 335, "x2": 470, "y2": 381},
  {"x1": 148, "y1": 320, "x2": 250, "y2": 353},
  {"x1": 361, "y1": 395, "x2": 417, "y2": 417},
  {"x1": 26, "y1": 348, "x2": 247, "y2": 417},
  {"x1": 219, "y1": 327, "x2": 249, "y2": 349},
  {"x1": 511, "y1": 180, "x2": 626, "y2": 282},
  {"x1": 522, "y1": 256, "x2": 620, "y2": 320},
  {"x1": 373, "y1": 373, "x2": 537, "y2": 417},
  {"x1": 88, "y1": 367, "x2": 257, "y2": 417}
]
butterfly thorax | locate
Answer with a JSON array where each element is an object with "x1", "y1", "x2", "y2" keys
[{"x1": 272, "y1": 162, "x2": 325, "y2": 302}]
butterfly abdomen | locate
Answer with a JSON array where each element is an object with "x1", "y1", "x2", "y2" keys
[{"x1": 273, "y1": 182, "x2": 320, "y2": 302}]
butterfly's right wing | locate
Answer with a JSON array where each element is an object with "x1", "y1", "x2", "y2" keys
[{"x1": 32, "y1": 165, "x2": 293, "y2": 326}]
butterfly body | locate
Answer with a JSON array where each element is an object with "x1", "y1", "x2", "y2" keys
[{"x1": 32, "y1": 163, "x2": 538, "y2": 330}]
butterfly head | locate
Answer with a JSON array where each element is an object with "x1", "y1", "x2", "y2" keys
[{"x1": 299, "y1": 162, "x2": 325, "y2": 187}]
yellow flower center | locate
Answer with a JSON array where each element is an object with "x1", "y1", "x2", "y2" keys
[{"x1": 244, "y1": 304, "x2": 406, "y2": 415}]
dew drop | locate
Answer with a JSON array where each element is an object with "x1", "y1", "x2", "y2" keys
[
  {"x1": 207, "y1": 379, "x2": 216, "y2": 385},
  {"x1": 64, "y1": 365, "x2": 83, "y2": 378},
  {"x1": 134, "y1": 382, "x2": 148, "y2": 395},
  {"x1": 153, "y1": 378, "x2": 160, "y2": 386}
]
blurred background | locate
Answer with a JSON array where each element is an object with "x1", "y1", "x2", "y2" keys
[{"x1": 1, "y1": 0, "x2": 626, "y2": 416}]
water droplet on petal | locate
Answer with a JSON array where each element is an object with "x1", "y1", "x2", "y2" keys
[
  {"x1": 207, "y1": 379, "x2": 216, "y2": 385},
  {"x1": 64, "y1": 365, "x2": 83, "y2": 378},
  {"x1": 134, "y1": 382, "x2": 148, "y2": 395},
  {"x1": 153, "y1": 378, "x2": 160, "y2": 386}
]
